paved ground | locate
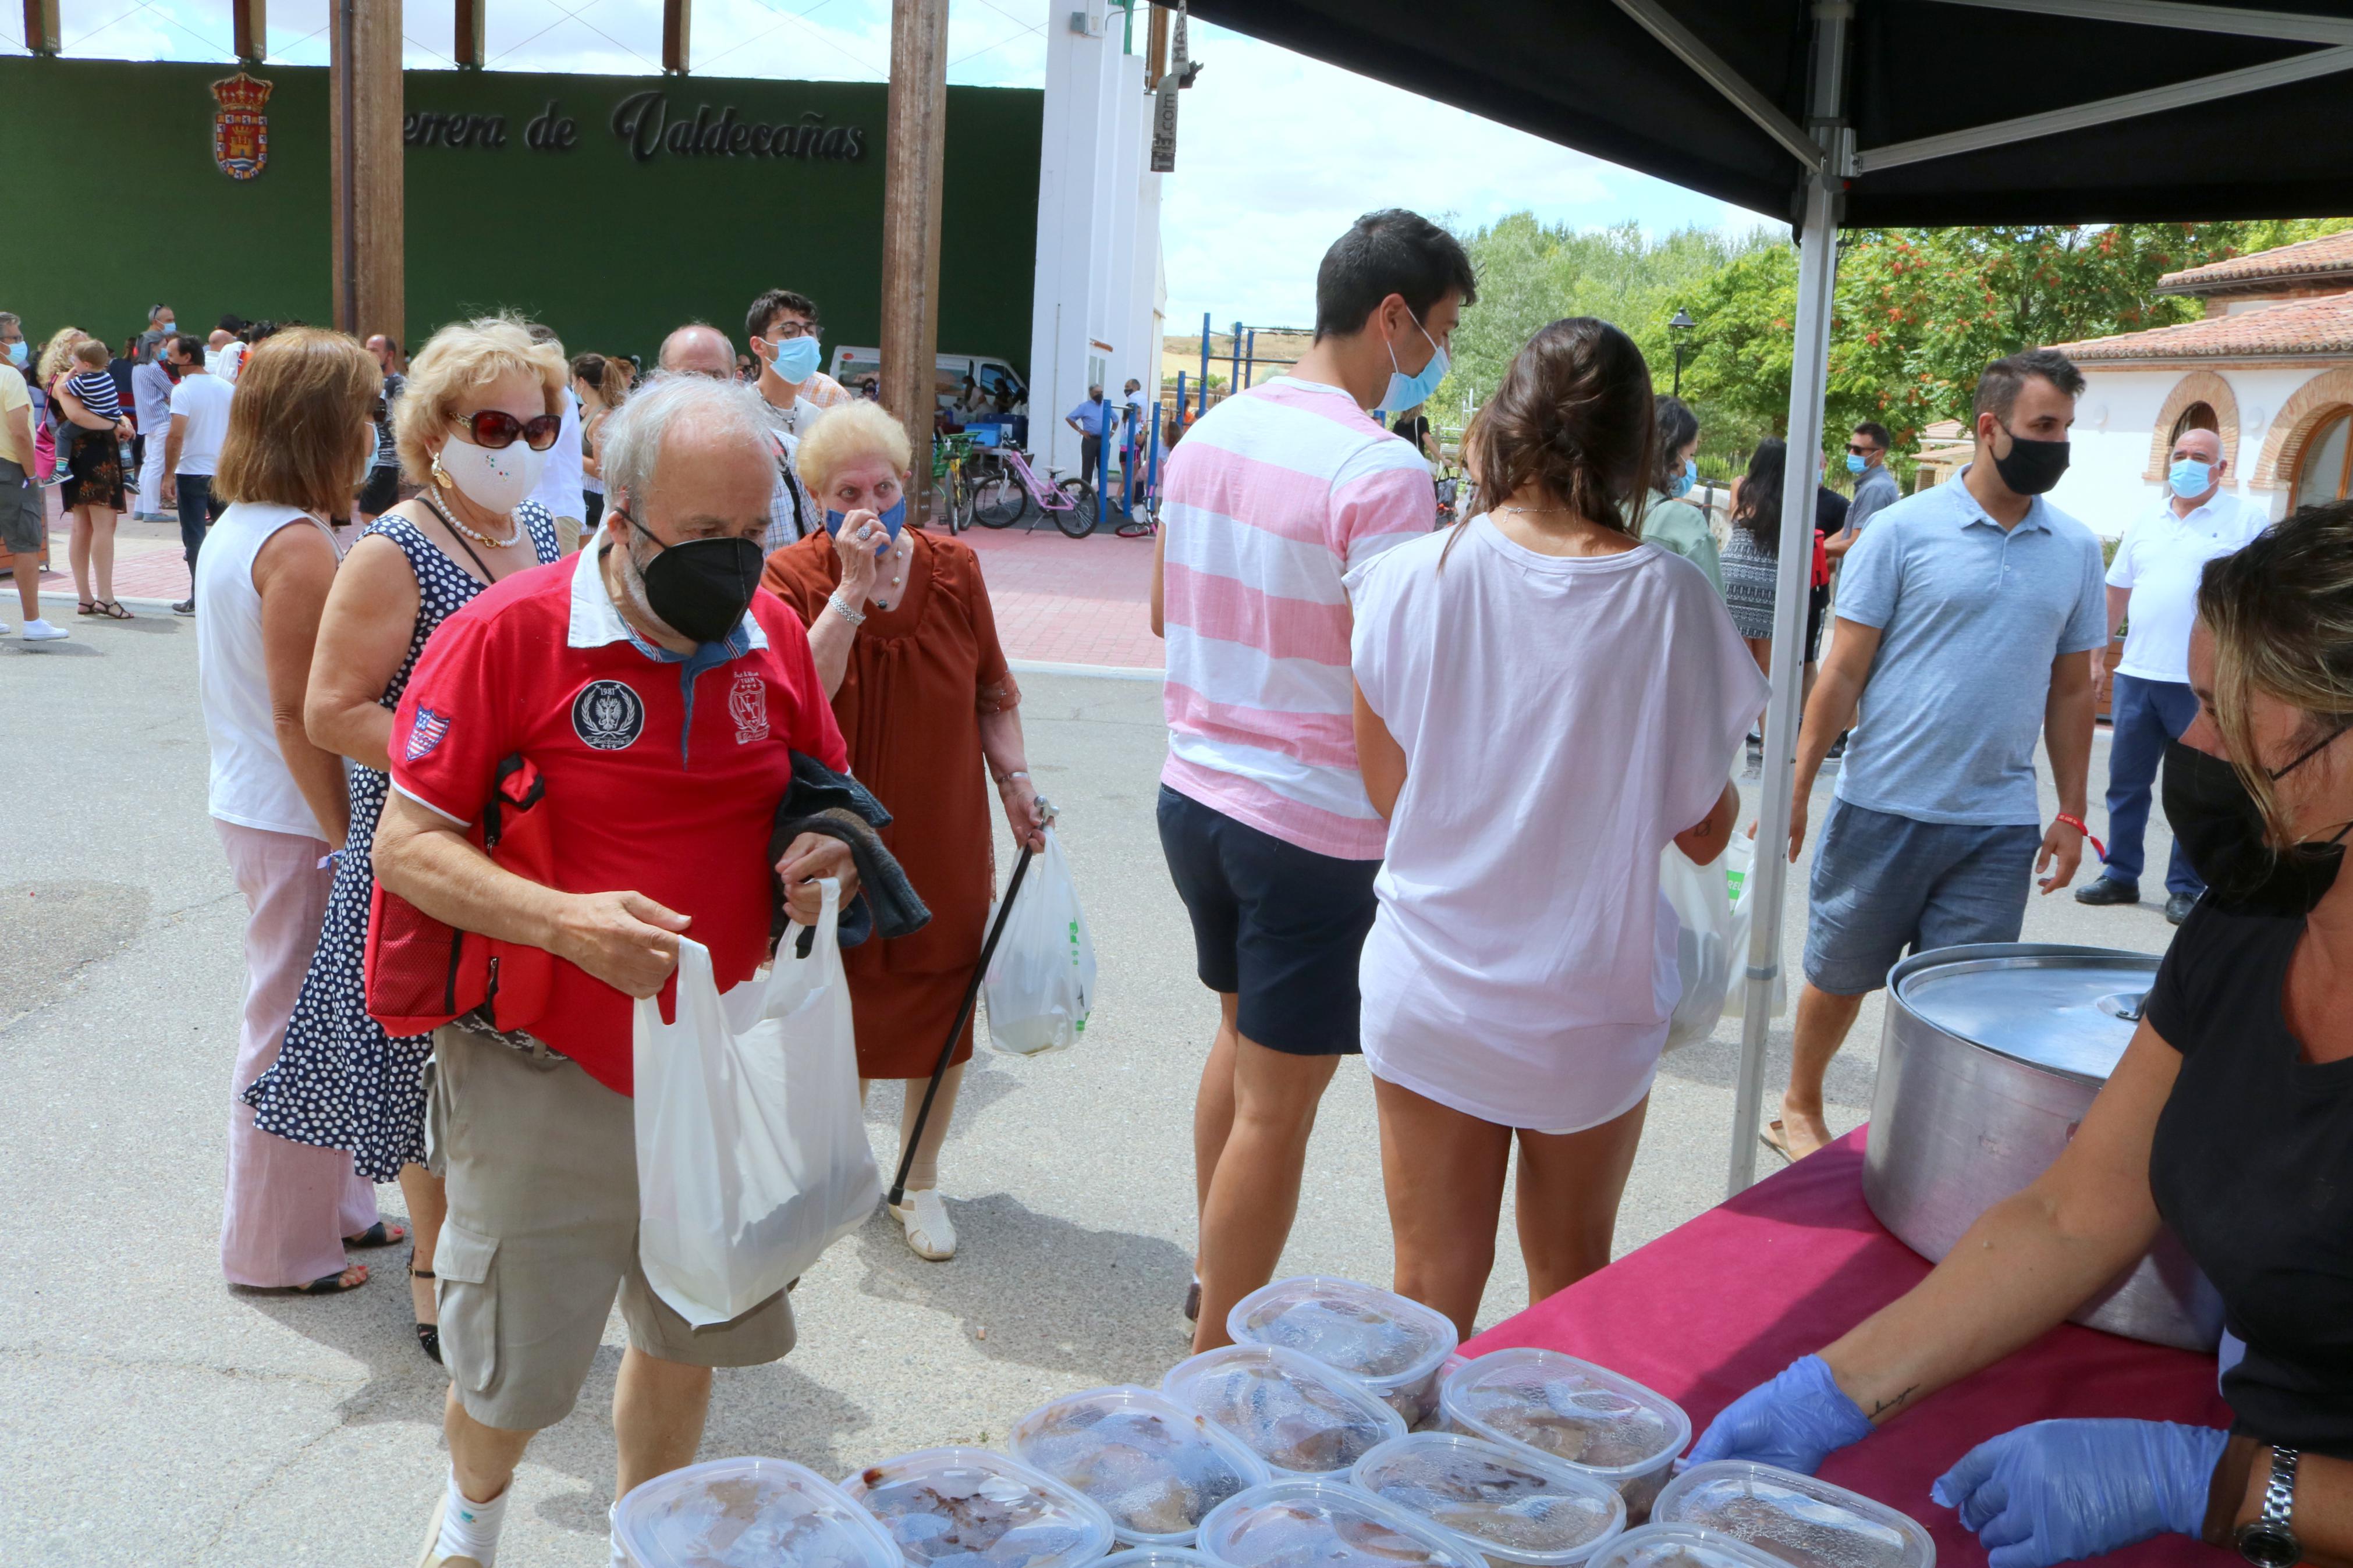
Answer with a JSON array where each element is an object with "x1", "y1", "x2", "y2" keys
[{"x1": 0, "y1": 605, "x2": 2184, "y2": 1566}]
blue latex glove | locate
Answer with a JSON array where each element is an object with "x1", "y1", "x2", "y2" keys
[
  {"x1": 1685, "y1": 1354, "x2": 1875, "y2": 1472},
  {"x1": 1932, "y1": 1418, "x2": 2229, "y2": 1568}
]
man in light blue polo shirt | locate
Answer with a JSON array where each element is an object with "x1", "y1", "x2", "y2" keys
[
  {"x1": 1769, "y1": 349, "x2": 2107, "y2": 1160},
  {"x1": 1066, "y1": 382, "x2": 1111, "y2": 491}
]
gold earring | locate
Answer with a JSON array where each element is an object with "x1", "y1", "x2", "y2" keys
[{"x1": 431, "y1": 450, "x2": 455, "y2": 490}]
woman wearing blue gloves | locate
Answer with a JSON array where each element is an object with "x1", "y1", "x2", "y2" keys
[{"x1": 1690, "y1": 500, "x2": 2353, "y2": 1568}]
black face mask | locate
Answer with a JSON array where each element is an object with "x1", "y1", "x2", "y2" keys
[
  {"x1": 615, "y1": 510, "x2": 764, "y2": 646},
  {"x1": 2162, "y1": 726, "x2": 2352, "y2": 917},
  {"x1": 1990, "y1": 420, "x2": 2071, "y2": 496}
]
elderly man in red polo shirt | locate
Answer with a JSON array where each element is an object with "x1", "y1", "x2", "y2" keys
[{"x1": 374, "y1": 372, "x2": 858, "y2": 1568}]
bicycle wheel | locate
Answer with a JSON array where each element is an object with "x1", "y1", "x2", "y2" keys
[
  {"x1": 971, "y1": 471, "x2": 1026, "y2": 528},
  {"x1": 927, "y1": 479, "x2": 951, "y2": 527},
  {"x1": 949, "y1": 470, "x2": 974, "y2": 533},
  {"x1": 1054, "y1": 478, "x2": 1099, "y2": 539}
]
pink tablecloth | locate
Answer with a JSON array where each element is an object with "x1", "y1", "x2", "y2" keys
[{"x1": 1463, "y1": 1128, "x2": 2231, "y2": 1567}]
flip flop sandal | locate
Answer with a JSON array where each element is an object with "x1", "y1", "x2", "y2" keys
[
  {"x1": 409, "y1": 1249, "x2": 442, "y2": 1365},
  {"x1": 288, "y1": 1264, "x2": 370, "y2": 1294},
  {"x1": 345, "y1": 1219, "x2": 410, "y2": 1249},
  {"x1": 1759, "y1": 1119, "x2": 1796, "y2": 1164}
]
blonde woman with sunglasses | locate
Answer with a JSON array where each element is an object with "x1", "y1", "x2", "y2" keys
[{"x1": 240, "y1": 316, "x2": 565, "y2": 1364}]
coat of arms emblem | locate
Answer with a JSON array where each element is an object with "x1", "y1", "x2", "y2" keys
[{"x1": 211, "y1": 71, "x2": 273, "y2": 181}]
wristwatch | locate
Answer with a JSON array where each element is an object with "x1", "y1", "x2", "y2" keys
[{"x1": 2235, "y1": 1446, "x2": 2302, "y2": 1568}]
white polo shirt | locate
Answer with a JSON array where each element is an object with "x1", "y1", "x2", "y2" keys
[{"x1": 2107, "y1": 490, "x2": 2269, "y2": 684}]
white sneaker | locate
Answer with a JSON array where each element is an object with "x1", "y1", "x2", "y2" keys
[
  {"x1": 891, "y1": 1189, "x2": 957, "y2": 1260},
  {"x1": 20, "y1": 619, "x2": 68, "y2": 641}
]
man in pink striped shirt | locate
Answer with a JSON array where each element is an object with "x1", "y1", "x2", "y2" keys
[{"x1": 1149, "y1": 209, "x2": 1475, "y2": 1350}]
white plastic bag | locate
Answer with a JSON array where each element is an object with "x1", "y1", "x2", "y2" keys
[
  {"x1": 1660, "y1": 842, "x2": 1738, "y2": 1051},
  {"x1": 1718, "y1": 833, "x2": 1789, "y2": 1024},
  {"x1": 633, "y1": 880, "x2": 879, "y2": 1327},
  {"x1": 982, "y1": 825, "x2": 1096, "y2": 1055}
]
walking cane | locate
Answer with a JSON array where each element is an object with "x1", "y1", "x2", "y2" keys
[{"x1": 886, "y1": 797, "x2": 1055, "y2": 1209}]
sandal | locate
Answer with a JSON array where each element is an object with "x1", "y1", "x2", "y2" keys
[
  {"x1": 409, "y1": 1249, "x2": 442, "y2": 1364},
  {"x1": 288, "y1": 1262, "x2": 370, "y2": 1294},
  {"x1": 890, "y1": 1189, "x2": 957, "y2": 1261},
  {"x1": 75, "y1": 600, "x2": 98, "y2": 616},
  {"x1": 97, "y1": 600, "x2": 133, "y2": 620},
  {"x1": 345, "y1": 1219, "x2": 409, "y2": 1249},
  {"x1": 1760, "y1": 1120, "x2": 1795, "y2": 1164}
]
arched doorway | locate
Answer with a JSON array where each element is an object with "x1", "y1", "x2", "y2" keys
[
  {"x1": 2294, "y1": 406, "x2": 2353, "y2": 509},
  {"x1": 2170, "y1": 400, "x2": 2220, "y2": 442}
]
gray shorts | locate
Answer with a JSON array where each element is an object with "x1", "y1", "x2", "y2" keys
[
  {"x1": 429, "y1": 1026, "x2": 796, "y2": 1432},
  {"x1": 0, "y1": 459, "x2": 42, "y2": 554},
  {"x1": 1802, "y1": 800, "x2": 2039, "y2": 995}
]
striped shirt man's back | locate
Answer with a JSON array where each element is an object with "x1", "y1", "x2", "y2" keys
[{"x1": 1158, "y1": 376, "x2": 1433, "y2": 859}]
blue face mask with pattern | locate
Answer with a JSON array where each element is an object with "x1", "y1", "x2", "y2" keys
[
  {"x1": 1667, "y1": 458, "x2": 1697, "y2": 499},
  {"x1": 825, "y1": 496, "x2": 906, "y2": 558}
]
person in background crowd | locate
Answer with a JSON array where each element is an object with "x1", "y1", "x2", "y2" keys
[
  {"x1": 1768, "y1": 350, "x2": 2106, "y2": 1161},
  {"x1": 133, "y1": 335, "x2": 177, "y2": 522},
  {"x1": 1692, "y1": 500, "x2": 2353, "y2": 1568},
  {"x1": 0, "y1": 311, "x2": 26, "y2": 372},
  {"x1": 366, "y1": 333, "x2": 406, "y2": 381},
  {"x1": 1390, "y1": 401, "x2": 1438, "y2": 465},
  {"x1": 211, "y1": 316, "x2": 251, "y2": 382},
  {"x1": 1066, "y1": 382, "x2": 1112, "y2": 492},
  {"x1": 193, "y1": 326, "x2": 387, "y2": 1297},
  {"x1": 1121, "y1": 376, "x2": 1153, "y2": 506},
  {"x1": 137, "y1": 303, "x2": 175, "y2": 364},
  {"x1": 743, "y1": 289, "x2": 851, "y2": 549},
  {"x1": 1720, "y1": 441, "x2": 1815, "y2": 713},
  {"x1": 1348, "y1": 318, "x2": 1759, "y2": 1336},
  {"x1": 2076, "y1": 425, "x2": 2269, "y2": 925},
  {"x1": 572, "y1": 353, "x2": 616, "y2": 533},
  {"x1": 352, "y1": 337, "x2": 407, "y2": 532},
  {"x1": 1150, "y1": 208, "x2": 1474, "y2": 1346},
  {"x1": 609, "y1": 354, "x2": 637, "y2": 399},
  {"x1": 0, "y1": 320, "x2": 67, "y2": 641},
  {"x1": 1825, "y1": 419, "x2": 1899, "y2": 566},
  {"x1": 244, "y1": 315, "x2": 566, "y2": 1371},
  {"x1": 735, "y1": 351, "x2": 756, "y2": 383},
  {"x1": 107, "y1": 337, "x2": 137, "y2": 463},
  {"x1": 164, "y1": 333, "x2": 236, "y2": 616},
  {"x1": 52, "y1": 335, "x2": 136, "y2": 619},
  {"x1": 762, "y1": 399, "x2": 1046, "y2": 1262},
  {"x1": 371, "y1": 374, "x2": 856, "y2": 1568},
  {"x1": 1639, "y1": 393, "x2": 1723, "y2": 595},
  {"x1": 521, "y1": 322, "x2": 585, "y2": 552}
]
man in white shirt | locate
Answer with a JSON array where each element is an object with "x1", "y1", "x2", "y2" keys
[
  {"x1": 163, "y1": 334, "x2": 236, "y2": 614},
  {"x1": 2075, "y1": 426, "x2": 2267, "y2": 923}
]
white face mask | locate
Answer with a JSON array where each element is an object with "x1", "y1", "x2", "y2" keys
[{"x1": 437, "y1": 432, "x2": 546, "y2": 515}]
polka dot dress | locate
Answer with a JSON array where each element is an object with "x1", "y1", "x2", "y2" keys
[{"x1": 242, "y1": 503, "x2": 560, "y2": 1180}]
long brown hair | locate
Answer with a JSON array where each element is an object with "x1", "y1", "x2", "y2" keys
[
  {"x1": 214, "y1": 326, "x2": 381, "y2": 518},
  {"x1": 1465, "y1": 317, "x2": 1655, "y2": 542}
]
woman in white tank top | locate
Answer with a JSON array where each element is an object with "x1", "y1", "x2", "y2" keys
[{"x1": 194, "y1": 327, "x2": 395, "y2": 1295}]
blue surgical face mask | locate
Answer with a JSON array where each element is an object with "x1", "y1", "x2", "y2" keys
[
  {"x1": 2169, "y1": 457, "x2": 2214, "y2": 499},
  {"x1": 5, "y1": 341, "x2": 24, "y2": 369},
  {"x1": 1667, "y1": 458, "x2": 1697, "y2": 499},
  {"x1": 825, "y1": 496, "x2": 906, "y2": 557},
  {"x1": 1845, "y1": 451, "x2": 1868, "y2": 475},
  {"x1": 1379, "y1": 314, "x2": 1448, "y2": 418},
  {"x1": 763, "y1": 332, "x2": 822, "y2": 385}
]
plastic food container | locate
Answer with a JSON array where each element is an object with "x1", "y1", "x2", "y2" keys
[
  {"x1": 615, "y1": 1456, "x2": 903, "y2": 1568},
  {"x1": 840, "y1": 1446, "x2": 1119, "y2": 1568},
  {"x1": 1584, "y1": 1524, "x2": 1790, "y2": 1568},
  {"x1": 1351, "y1": 1433, "x2": 1627, "y2": 1568},
  {"x1": 1012, "y1": 1384, "x2": 1274, "y2": 1545},
  {"x1": 1197, "y1": 1478, "x2": 1488, "y2": 1568},
  {"x1": 1100, "y1": 1549, "x2": 1223, "y2": 1568},
  {"x1": 1438, "y1": 1351, "x2": 1689, "y2": 1518},
  {"x1": 1651, "y1": 1463, "x2": 1935, "y2": 1568},
  {"x1": 1163, "y1": 1345, "x2": 1408, "y2": 1478},
  {"x1": 1228, "y1": 1277, "x2": 1461, "y2": 1428}
]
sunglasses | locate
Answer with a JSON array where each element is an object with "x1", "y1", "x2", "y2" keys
[
  {"x1": 454, "y1": 408, "x2": 563, "y2": 451},
  {"x1": 1846, "y1": 443, "x2": 1880, "y2": 456}
]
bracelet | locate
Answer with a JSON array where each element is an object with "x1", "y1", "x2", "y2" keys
[
  {"x1": 992, "y1": 769, "x2": 1030, "y2": 787},
  {"x1": 2054, "y1": 812, "x2": 2107, "y2": 861},
  {"x1": 826, "y1": 591, "x2": 865, "y2": 627}
]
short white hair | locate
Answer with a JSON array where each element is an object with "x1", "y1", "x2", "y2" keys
[{"x1": 599, "y1": 372, "x2": 779, "y2": 511}]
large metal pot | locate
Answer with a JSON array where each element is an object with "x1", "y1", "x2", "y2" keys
[{"x1": 1862, "y1": 942, "x2": 2224, "y2": 1353}]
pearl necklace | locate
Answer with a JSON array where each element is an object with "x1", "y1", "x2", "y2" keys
[{"x1": 425, "y1": 489, "x2": 521, "y2": 549}]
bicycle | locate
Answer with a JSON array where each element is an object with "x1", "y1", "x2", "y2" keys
[
  {"x1": 967, "y1": 445, "x2": 1098, "y2": 538},
  {"x1": 929, "y1": 433, "x2": 976, "y2": 533}
]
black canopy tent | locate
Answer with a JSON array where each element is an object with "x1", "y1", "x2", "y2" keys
[{"x1": 1174, "y1": 0, "x2": 2353, "y2": 1192}]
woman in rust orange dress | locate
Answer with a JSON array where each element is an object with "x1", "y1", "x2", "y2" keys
[{"x1": 763, "y1": 400, "x2": 1048, "y2": 1263}]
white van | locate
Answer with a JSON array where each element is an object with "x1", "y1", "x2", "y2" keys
[{"x1": 829, "y1": 347, "x2": 1028, "y2": 418}]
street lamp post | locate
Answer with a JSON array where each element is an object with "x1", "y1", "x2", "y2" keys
[{"x1": 1669, "y1": 308, "x2": 1696, "y2": 399}]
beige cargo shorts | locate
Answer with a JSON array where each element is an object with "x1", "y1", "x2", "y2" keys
[{"x1": 428, "y1": 1025, "x2": 796, "y2": 1432}]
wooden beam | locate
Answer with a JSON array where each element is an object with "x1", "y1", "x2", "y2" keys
[
  {"x1": 881, "y1": 0, "x2": 949, "y2": 521},
  {"x1": 329, "y1": 0, "x2": 404, "y2": 352},
  {"x1": 455, "y1": 0, "x2": 485, "y2": 67},
  {"x1": 22, "y1": 0, "x2": 59, "y2": 55},
  {"x1": 662, "y1": 0, "x2": 690, "y2": 73},
  {"x1": 232, "y1": 0, "x2": 265, "y2": 63},
  {"x1": 1145, "y1": 0, "x2": 1168, "y2": 87}
]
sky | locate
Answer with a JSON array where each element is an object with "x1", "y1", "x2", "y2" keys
[{"x1": 10, "y1": 0, "x2": 1774, "y2": 328}]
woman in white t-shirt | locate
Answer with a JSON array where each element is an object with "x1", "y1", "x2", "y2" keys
[{"x1": 1347, "y1": 317, "x2": 1766, "y2": 1336}]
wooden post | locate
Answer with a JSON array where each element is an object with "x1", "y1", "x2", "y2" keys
[
  {"x1": 881, "y1": 0, "x2": 950, "y2": 521},
  {"x1": 329, "y1": 0, "x2": 404, "y2": 351},
  {"x1": 662, "y1": 0, "x2": 691, "y2": 73},
  {"x1": 232, "y1": 0, "x2": 265, "y2": 62},
  {"x1": 22, "y1": 0, "x2": 60, "y2": 55},
  {"x1": 1145, "y1": 0, "x2": 1168, "y2": 88},
  {"x1": 455, "y1": 0, "x2": 485, "y2": 67}
]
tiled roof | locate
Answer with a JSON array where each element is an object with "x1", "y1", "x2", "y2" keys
[
  {"x1": 2157, "y1": 232, "x2": 2353, "y2": 294},
  {"x1": 2054, "y1": 293, "x2": 2353, "y2": 361}
]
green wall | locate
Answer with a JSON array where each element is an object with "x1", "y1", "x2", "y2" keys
[{"x1": 0, "y1": 56, "x2": 1039, "y2": 372}]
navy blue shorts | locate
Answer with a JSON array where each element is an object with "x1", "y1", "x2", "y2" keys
[
  {"x1": 1802, "y1": 799, "x2": 2040, "y2": 995},
  {"x1": 1156, "y1": 785, "x2": 1379, "y2": 1056}
]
